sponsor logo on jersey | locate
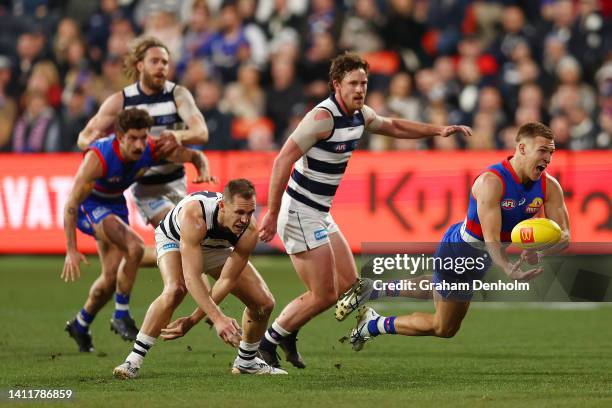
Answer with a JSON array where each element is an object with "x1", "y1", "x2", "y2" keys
[
  {"x1": 518, "y1": 197, "x2": 526, "y2": 206},
  {"x1": 520, "y1": 227, "x2": 535, "y2": 243},
  {"x1": 314, "y1": 228, "x2": 328, "y2": 241},
  {"x1": 525, "y1": 197, "x2": 543, "y2": 214},
  {"x1": 501, "y1": 199, "x2": 516, "y2": 210},
  {"x1": 162, "y1": 243, "x2": 179, "y2": 250},
  {"x1": 148, "y1": 198, "x2": 167, "y2": 210},
  {"x1": 91, "y1": 206, "x2": 110, "y2": 220}
]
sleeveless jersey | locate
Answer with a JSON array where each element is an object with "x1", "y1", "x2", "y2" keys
[
  {"x1": 158, "y1": 191, "x2": 245, "y2": 249},
  {"x1": 86, "y1": 135, "x2": 158, "y2": 201},
  {"x1": 122, "y1": 80, "x2": 185, "y2": 185},
  {"x1": 285, "y1": 94, "x2": 366, "y2": 213},
  {"x1": 461, "y1": 157, "x2": 547, "y2": 243}
]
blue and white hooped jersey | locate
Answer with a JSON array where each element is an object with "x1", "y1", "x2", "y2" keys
[
  {"x1": 86, "y1": 135, "x2": 158, "y2": 200},
  {"x1": 122, "y1": 80, "x2": 184, "y2": 185},
  {"x1": 158, "y1": 191, "x2": 245, "y2": 249},
  {"x1": 285, "y1": 94, "x2": 366, "y2": 213},
  {"x1": 461, "y1": 157, "x2": 547, "y2": 243}
]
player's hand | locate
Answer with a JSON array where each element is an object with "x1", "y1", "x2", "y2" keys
[
  {"x1": 506, "y1": 257, "x2": 544, "y2": 281},
  {"x1": 258, "y1": 210, "x2": 278, "y2": 242},
  {"x1": 61, "y1": 249, "x2": 89, "y2": 282},
  {"x1": 520, "y1": 250, "x2": 540, "y2": 265},
  {"x1": 160, "y1": 316, "x2": 197, "y2": 341},
  {"x1": 440, "y1": 125, "x2": 472, "y2": 138},
  {"x1": 192, "y1": 151, "x2": 218, "y2": 184},
  {"x1": 156, "y1": 131, "x2": 180, "y2": 157},
  {"x1": 213, "y1": 315, "x2": 242, "y2": 347}
]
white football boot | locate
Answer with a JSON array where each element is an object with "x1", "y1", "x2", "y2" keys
[
  {"x1": 350, "y1": 306, "x2": 380, "y2": 352},
  {"x1": 231, "y1": 356, "x2": 288, "y2": 375},
  {"x1": 113, "y1": 361, "x2": 139, "y2": 379},
  {"x1": 335, "y1": 278, "x2": 374, "y2": 321}
]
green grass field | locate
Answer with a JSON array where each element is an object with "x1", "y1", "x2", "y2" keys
[{"x1": 1, "y1": 255, "x2": 611, "y2": 407}]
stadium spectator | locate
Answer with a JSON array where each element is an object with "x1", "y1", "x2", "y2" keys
[
  {"x1": 265, "y1": 55, "x2": 304, "y2": 145},
  {"x1": 220, "y1": 62, "x2": 264, "y2": 119},
  {"x1": 338, "y1": 0, "x2": 385, "y2": 54},
  {"x1": 11, "y1": 90, "x2": 60, "y2": 152},
  {"x1": 58, "y1": 87, "x2": 89, "y2": 151},
  {"x1": 195, "y1": 79, "x2": 234, "y2": 150},
  {"x1": 0, "y1": 55, "x2": 17, "y2": 151}
]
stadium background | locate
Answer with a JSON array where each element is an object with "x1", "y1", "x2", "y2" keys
[{"x1": 0, "y1": 0, "x2": 611, "y2": 406}]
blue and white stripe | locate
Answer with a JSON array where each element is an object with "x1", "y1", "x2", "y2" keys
[{"x1": 286, "y1": 95, "x2": 365, "y2": 212}]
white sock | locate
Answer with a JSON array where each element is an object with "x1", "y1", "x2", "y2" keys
[
  {"x1": 126, "y1": 332, "x2": 156, "y2": 368},
  {"x1": 238, "y1": 340, "x2": 259, "y2": 362},
  {"x1": 264, "y1": 320, "x2": 291, "y2": 344}
]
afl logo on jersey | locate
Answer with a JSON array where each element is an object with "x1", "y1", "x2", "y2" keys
[
  {"x1": 108, "y1": 176, "x2": 121, "y2": 183},
  {"x1": 525, "y1": 197, "x2": 543, "y2": 214},
  {"x1": 501, "y1": 199, "x2": 516, "y2": 210}
]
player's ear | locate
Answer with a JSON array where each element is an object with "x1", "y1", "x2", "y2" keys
[
  {"x1": 518, "y1": 142, "x2": 526, "y2": 155},
  {"x1": 137, "y1": 60, "x2": 144, "y2": 74}
]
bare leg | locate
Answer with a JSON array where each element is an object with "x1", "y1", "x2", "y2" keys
[
  {"x1": 208, "y1": 262, "x2": 275, "y2": 343},
  {"x1": 329, "y1": 231, "x2": 359, "y2": 295},
  {"x1": 82, "y1": 240, "x2": 123, "y2": 314},
  {"x1": 275, "y1": 244, "x2": 337, "y2": 332},
  {"x1": 394, "y1": 292, "x2": 470, "y2": 338},
  {"x1": 96, "y1": 216, "x2": 144, "y2": 295},
  {"x1": 139, "y1": 251, "x2": 188, "y2": 337}
]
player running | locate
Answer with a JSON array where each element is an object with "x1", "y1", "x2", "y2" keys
[
  {"x1": 113, "y1": 179, "x2": 286, "y2": 378},
  {"x1": 257, "y1": 52, "x2": 472, "y2": 369},
  {"x1": 339, "y1": 122, "x2": 570, "y2": 350},
  {"x1": 62, "y1": 108, "x2": 210, "y2": 352},
  {"x1": 78, "y1": 36, "x2": 212, "y2": 265}
]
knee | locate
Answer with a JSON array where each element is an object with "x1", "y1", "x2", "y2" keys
[
  {"x1": 259, "y1": 294, "x2": 275, "y2": 317},
  {"x1": 126, "y1": 239, "x2": 144, "y2": 261},
  {"x1": 434, "y1": 323, "x2": 460, "y2": 338},
  {"x1": 90, "y1": 279, "x2": 115, "y2": 301},
  {"x1": 162, "y1": 284, "x2": 187, "y2": 308}
]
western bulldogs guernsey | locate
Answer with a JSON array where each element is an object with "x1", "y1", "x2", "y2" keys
[
  {"x1": 123, "y1": 81, "x2": 184, "y2": 185},
  {"x1": 460, "y1": 157, "x2": 546, "y2": 243},
  {"x1": 77, "y1": 135, "x2": 158, "y2": 236},
  {"x1": 158, "y1": 192, "x2": 245, "y2": 250},
  {"x1": 285, "y1": 94, "x2": 365, "y2": 213}
]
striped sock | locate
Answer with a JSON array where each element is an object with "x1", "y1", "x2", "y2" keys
[
  {"x1": 237, "y1": 341, "x2": 259, "y2": 362},
  {"x1": 75, "y1": 308, "x2": 94, "y2": 333},
  {"x1": 114, "y1": 293, "x2": 130, "y2": 319},
  {"x1": 367, "y1": 316, "x2": 397, "y2": 337},
  {"x1": 126, "y1": 332, "x2": 156, "y2": 368},
  {"x1": 264, "y1": 321, "x2": 290, "y2": 345}
]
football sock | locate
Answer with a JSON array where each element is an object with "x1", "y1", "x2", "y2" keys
[
  {"x1": 369, "y1": 280, "x2": 402, "y2": 300},
  {"x1": 237, "y1": 341, "x2": 259, "y2": 363},
  {"x1": 114, "y1": 293, "x2": 130, "y2": 319},
  {"x1": 261, "y1": 321, "x2": 291, "y2": 349},
  {"x1": 74, "y1": 308, "x2": 94, "y2": 333},
  {"x1": 367, "y1": 315, "x2": 397, "y2": 337},
  {"x1": 126, "y1": 332, "x2": 156, "y2": 367}
]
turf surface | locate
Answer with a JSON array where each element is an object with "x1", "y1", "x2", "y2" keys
[{"x1": 1, "y1": 255, "x2": 611, "y2": 407}]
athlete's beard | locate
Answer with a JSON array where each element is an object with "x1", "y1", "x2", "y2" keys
[{"x1": 142, "y1": 71, "x2": 165, "y2": 93}]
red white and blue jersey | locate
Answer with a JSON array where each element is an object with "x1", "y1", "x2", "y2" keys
[
  {"x1": 461, "y1": 157, "x2": 546, "y2": 243},
  {"x1": 85, "y1": 135, "x2": 159, "y2": 201}
]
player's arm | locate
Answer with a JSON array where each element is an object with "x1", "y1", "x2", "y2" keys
[
  {"x1": 362, "y1": 104, "x2": 472, "y2": 140},
  {"x1": 61, "y1": 152, "x2": 102, "y2": 281},
  {"x1": 77, "y1": 92, "x2": 123, "y2": 150},
  {"x1": 164, "y1": 146, "x2": 217, "y2": 184},
  {"x1": 210, "y1": 219, "x2": 258, "y2": 304},
  {"x1": 259, "y1": 108, "x2": 333, "y2": 242},
  {"x1": 476, "y1": 173, "x2": 542, "y2": 281},
  {"x1": 539, "y1": 173, "x2": 570, "y2": 256},
  {"x1": 164, "y1": 85, "x2": 209, "y2": 144},
  {"x1": 178, "y1": 202, "x2": 241, "y2": 346}
]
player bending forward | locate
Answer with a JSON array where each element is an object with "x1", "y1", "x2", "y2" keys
[
  {"x1": 337, "y1": 122, "x2": 570, "y2": 349},
  {"x1": 113, "y1": 179, "x2": 287, "y2": 378},
  {"x1": 63, "y1": 108, "x2": 209, "y2": 351}
]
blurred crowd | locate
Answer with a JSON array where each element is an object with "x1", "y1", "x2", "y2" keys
[{"x1": 0, "y1": 0, "x2": 610, "y2": 153}]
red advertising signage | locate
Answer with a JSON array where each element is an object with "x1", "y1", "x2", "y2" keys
[{"x1": 0, "y1": 151, "x2": 610, "y2": 254}]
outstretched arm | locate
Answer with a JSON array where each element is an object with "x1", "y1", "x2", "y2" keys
[
  {"x1": 77, "y1": 92, "x2": 123, "y2": 150},
  {"x1": 165, "y1": 146, "x2": 217, "y2": 184},
  {"x1": 362, "y1": 104, "x2": 472, "y2": 140},
  {"x1": 179, "y1": 202, "x2": 241, "y2": 346},
  {"x1": 61, "y1": 151, "x2": 102, "y2": 281},
  {"x1": 540, "y1": 173, "x2": 570, "y2": 255}
]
